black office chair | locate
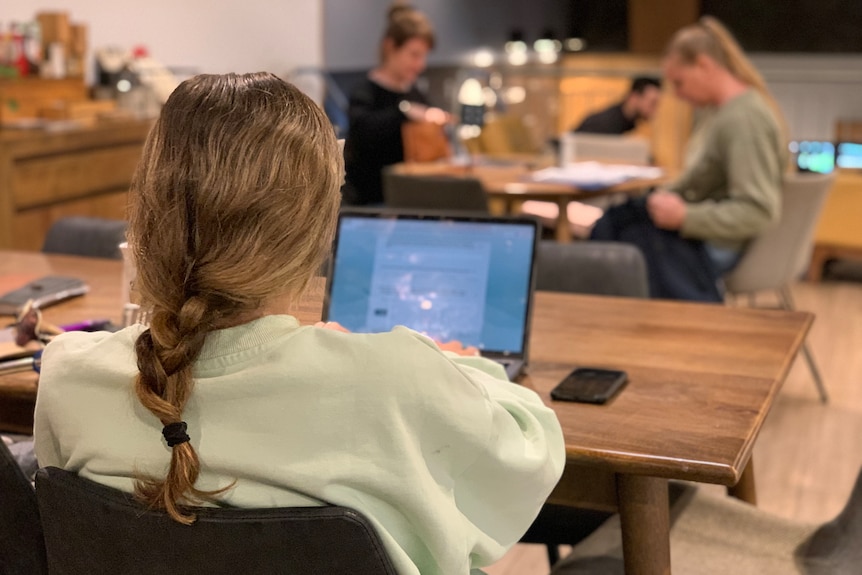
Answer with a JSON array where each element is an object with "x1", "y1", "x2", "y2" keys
[
  {"x1": 35, "y1": 467, "x2": 397, "y2": 575},
  {"x1": 0, "y1": 440, "x2": 48, "y2": 575},
  {"x1": 534, "y1": 241, "x2": 650, "y2": 298},
  {"x1": 42, "y1": 216, "x2": 128, "y2": 259},
  {"x1": 382, "y1": 170, "x2": 489, "y2": 212},
  {"x1": 522, "y1": 240, "x2": 650, "y2": 567}
]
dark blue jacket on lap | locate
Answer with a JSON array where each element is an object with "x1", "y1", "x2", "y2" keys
[{"x1": 590, "y1": 197, "x2": 723, "y2": 303}]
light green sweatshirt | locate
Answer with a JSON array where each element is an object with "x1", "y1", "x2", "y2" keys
[
  {"x1": 670, "y1": 90, "x2": 785, "y2": 252},
  {"x1": 34, "y1": 316, "x2": 565, "y2": 575}
]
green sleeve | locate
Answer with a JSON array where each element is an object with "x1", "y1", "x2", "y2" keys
[{"x1": 681, "y1": 112, "x2": 782, "y2": 242}]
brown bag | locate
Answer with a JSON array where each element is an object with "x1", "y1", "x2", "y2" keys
[{"x1": 401, "y1": 121, "x2": 451, "y2": 163}]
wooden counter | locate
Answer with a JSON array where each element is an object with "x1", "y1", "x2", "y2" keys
[{"x1": 0, "y1": 119, "x2": 151, "y2": 251}]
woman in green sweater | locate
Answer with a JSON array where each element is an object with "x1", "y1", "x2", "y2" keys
[
  {"x1": 34, "y1": 72, "x2": 564, "y2": 575},
  {"x1": 592, "y1": 17, "x2": 785, "y2": 300}
]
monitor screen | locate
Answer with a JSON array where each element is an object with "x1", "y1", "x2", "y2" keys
[
  {"x1": 790, "y1": 140, "x2": 835, "y2": 174},
  {"x1": 837, "y1": 142, "x2": 862, "y2": 169},
  {"x1": 327, "y1": 214, "x2": 536, "y2": 355}
]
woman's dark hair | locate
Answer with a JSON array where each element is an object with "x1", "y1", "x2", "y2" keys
[{"x1": 380, "y1": 2, "x2": 435, "y2": 62}]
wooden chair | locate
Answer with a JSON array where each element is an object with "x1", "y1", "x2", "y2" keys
[{"x1": 35, "y1": 466, "x2": 397, "y2": 575}]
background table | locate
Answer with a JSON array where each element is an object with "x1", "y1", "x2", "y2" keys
[{"x1": 391, "y1": 161, "x2": 666, "y2": 241}]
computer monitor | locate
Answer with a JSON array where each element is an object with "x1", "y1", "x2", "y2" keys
[
  {"x1": 836, "y1": 142, "x2": 862, "y2": 170},
  {"x1": 789, "y1": 140, "x2": 835, "y2": 174}
]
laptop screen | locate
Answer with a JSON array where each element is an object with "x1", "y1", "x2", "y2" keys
[{"x1": 325, "y1": 212, "x2": 538, "y2": 356}]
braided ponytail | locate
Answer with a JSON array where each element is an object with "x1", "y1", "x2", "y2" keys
[
  {"x1": 127, "y1": 72, "x2": 343, "y2": 523},
  {"x1": 133, "y1": 297, "x2": 227, "y2": 524}
]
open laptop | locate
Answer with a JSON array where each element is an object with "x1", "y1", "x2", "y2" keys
[{"x1": 323, "y1": 210, "x2": 539, "y2": 380}]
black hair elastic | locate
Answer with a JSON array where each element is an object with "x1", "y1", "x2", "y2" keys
[{"x1": 162, "y1": 421, "x2": 191, "y2": 447}]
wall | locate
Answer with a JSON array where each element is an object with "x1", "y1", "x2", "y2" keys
[
  {"x1": 754, "y1": 54, "x2": 862, "y2": 140},
  {"x1": 323, "y1": 0, "x2": 564, "y2": 71},
  {"x1": 12, "y1": 2, "x2": 858, "y2": 138},
  {"x1": 628, "y1": 0, "x2": 698, "y2": 54},
  {"x1": 8, "y1": 0, "x2": 322, "y2": 82}
]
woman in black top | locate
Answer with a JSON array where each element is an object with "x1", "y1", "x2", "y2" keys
[{"x1": 343, "y1": 3, "x2": 448, "y2": 205}]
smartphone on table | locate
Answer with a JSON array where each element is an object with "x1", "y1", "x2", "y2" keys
[
  {"x1": 0, "y1": 276, "x2": 89, "y2": 315},
  {"x1": 550, "y1": 367, "x2": 628, "y2": 404}
]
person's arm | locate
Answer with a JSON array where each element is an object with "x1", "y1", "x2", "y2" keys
[
  {"x1": 680, "y1": 114, "x2": 782, "y2": 242},
  {"x1": 401, "y1": 330, "x2": 564, "y2": 566},
  {"x1": 33, "y1": 334, "x2": 80, "y2": 469},
  {"x1": 33, "y1": 394, "x2": 62, "y2": 469},
  {"x1": 450, "y1": 360, "x2": 566, "y2": 567},
  {"x1": 310, "y1": 326, "x2": 565, "y2": 571},
  {"x1": 396, "y1": 328, "x2": 565, "y2": 566}
]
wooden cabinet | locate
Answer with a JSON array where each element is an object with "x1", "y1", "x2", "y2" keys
[
  {"x1": 808, "y1": 171, "x2": 862, "y2": 280},
  {"x1": 0, "y1": 77, "x2": 88, "y2": 123},
  {"x1": 0, "y1": 120, "x2": 151, "y2": 251}
]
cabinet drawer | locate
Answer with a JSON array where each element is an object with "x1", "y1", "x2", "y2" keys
[
  {"x1": 12, "y1": 190, "x2": 128, "y2": 251},
  {"x1": 12, "y1": 144, "x2": 142, "y2": 209}
]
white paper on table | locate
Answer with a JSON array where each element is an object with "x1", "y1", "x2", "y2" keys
[{"x1": 529, "y1": 161, "x2": 664, "y2": 188}]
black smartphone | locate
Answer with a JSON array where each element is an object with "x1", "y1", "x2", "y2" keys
[
  {"x1": 0, "y1": 276, "x2": 89, "y2": 315},
  {"x1": 550, "y1": 367, "x2": 628, "y2": 404}
]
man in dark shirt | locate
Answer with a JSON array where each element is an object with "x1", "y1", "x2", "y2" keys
[{"x1": 574, "y1": 77, "x2": 662, "y2": 135}]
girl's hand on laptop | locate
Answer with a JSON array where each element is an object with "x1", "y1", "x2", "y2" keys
[
  {"x1": 314, "y1": 321, "x2": 350, "y2": 333},
  {"x1": 436, "y1": 340, "x2": 480, "y2": 357}
]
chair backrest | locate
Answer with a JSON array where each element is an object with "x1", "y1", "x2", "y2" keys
[
  {"x1": 535, "y1": 241, "x2": 649, "y2": 298},
  {"x1": 42, "y1": 217, "x2": 128, "y2": 259},
  {"x1": 559, "y1": 133, "x2": 651, "y2": 166},
  {"x1": 382, "y1": 171, "x2": 489, "y2": 212},
  {"x1": 35, "y1": 467, "x2": 397, "y2": 575},
  {"x1": 0, "y1": 440, "x2": 48, "y2": 575},
  {"x1": 724, "y1": 172, "x2": 835, "y2": 295}
]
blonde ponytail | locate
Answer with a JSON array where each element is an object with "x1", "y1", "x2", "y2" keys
[{"x1": 668, "y1": 16, "x2": 786, "y2": 141}]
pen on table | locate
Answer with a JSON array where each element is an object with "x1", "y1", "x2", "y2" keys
[
  {"x1": 0, "y1": 349, "x2": 43, "y2": 375},
  {"x1": 60, "y1": 319, "x2": 112, "y2": 332}
]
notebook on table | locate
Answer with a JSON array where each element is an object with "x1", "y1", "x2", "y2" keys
[{"x1": 323, "y1": 210, "x2": 539, "y2": 380}]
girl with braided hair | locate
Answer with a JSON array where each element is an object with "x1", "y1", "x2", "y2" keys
[{"x1": 34, "y1": 72, "x2": 564, "y2": 574}]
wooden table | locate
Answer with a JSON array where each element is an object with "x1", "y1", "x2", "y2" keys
[
  {"x1": 525, "y1": 292, "x2": 811, "y2": 574},
  {"x1": 391, "y1": 161, "x2": 666, "y2": 242},
  {"x1": 0, "y1": 252, "x2": 812, "y2": 574}
]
